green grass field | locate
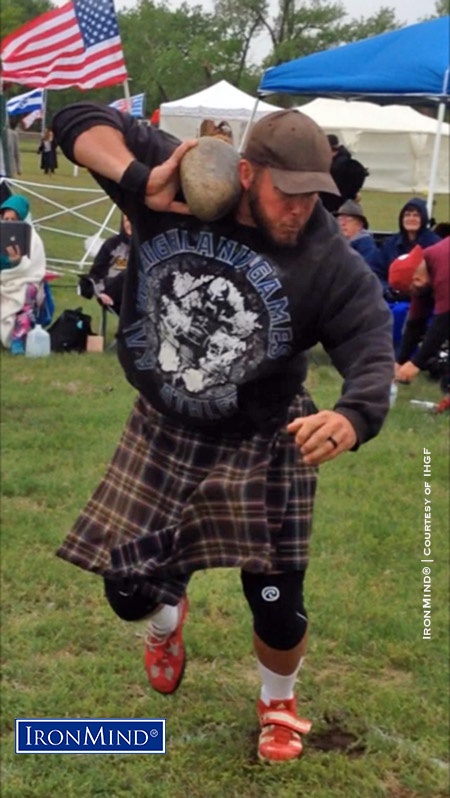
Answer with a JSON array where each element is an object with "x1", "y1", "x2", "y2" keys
[{"x1": 1, "y1": 145, "x2": 449, "y2": 798}]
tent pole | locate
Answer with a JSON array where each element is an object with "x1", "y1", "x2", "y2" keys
[
  {"x1": 426, "y1": 101, "x2": 446, "y2": 220},
  {"x1": 426, "y1": 67, "x2": 449, "y2": 220},
  {"x1": 238, "y1": 96, "x2": 260, "y2": 151}
]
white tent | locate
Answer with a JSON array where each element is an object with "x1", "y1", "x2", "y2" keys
[
  {"x1": 298, "y1": 98, "x2": 450, "y2": 194},
  {"x1": 159, "y1": 80, "x2": 281, "y2": 144}
]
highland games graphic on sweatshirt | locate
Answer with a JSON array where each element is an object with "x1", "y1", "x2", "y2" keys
[{"x1": 122, "y1": 229, "x2": 294, "y2": 422}]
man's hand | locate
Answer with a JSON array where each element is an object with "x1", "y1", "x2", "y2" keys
[
  {"x1": 395, "y1": 361, "x2": 420, "y2": 384},
  {"x1": 144, "y1": 139, "x2": 198, "y2": 215},
  {"x1": 287, "y1": 410, "x2": 357, "y2": 466}
]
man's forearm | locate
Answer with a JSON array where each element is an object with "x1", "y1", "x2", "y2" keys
[{"x1": 72, "y1": 126, "x2": 135, "y2": 182}]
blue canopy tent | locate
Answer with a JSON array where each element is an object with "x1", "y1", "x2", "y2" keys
[
  {"x1": 251, "y1": 17, "x2": 450, "y2": 214},
  {"x1": 258, "y1": 17, "x2": 450, "y2": 104}
]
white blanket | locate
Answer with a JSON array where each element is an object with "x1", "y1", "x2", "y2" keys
[{"x1": 0, "y1": 227, "x2": 46, "y2": 347}]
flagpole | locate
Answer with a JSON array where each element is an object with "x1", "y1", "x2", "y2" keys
[
  {"x1": 0, "y1": 78, "x2": 11, "y2": 178},
  {"x1": 123, "y1": 79, "x2": 132, "y2": 113},
  {"x1": 40, "y1": 89, "x2": 48, "y2": 134}
]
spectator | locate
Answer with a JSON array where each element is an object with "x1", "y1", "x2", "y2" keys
[
  {"x1": 0, "y1": 125, "x2": 22, "y2": 177},
  {"x1": 390, "y1": 239, "x2": 450, "y2": 384},
  {"x1": 38, "y1": 128, "x2": 58, "y2": 175},
  {"x1": 79, "y1": 214, "x2": 131, "y2": 316},
  {"x1": 320, "y1": 134, "x2": 368, "y2": 213},
  {"x1": 375, "y1": 197, "x2": 441, "y2": 297},
  {"x1": 335, "y1": 199, "x2": 379, "y2": 273},
  {"x1": 0, "y1": 194, "x2": 47, "y2": 354},
  {"x1": 199, "y1": 118, "x2": 234, "y2": 144}
]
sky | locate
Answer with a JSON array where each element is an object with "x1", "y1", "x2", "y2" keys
[
  {"x1": 115, "y1": 0, "x2": 431, "y2": 28},
  {"x1": 112, "y1": 0, "x2": 435, "y2": 63}
]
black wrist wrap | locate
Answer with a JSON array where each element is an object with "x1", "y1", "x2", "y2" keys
[{"x1": 119, "y1": 160, "x2": 150, "y2": 200}]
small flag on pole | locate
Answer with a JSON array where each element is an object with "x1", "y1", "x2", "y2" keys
[
  {"x1": 21, "y1": 109, "x2": 43, "y2": 129},
  {"x1": 109, "y1": 93, "x2": 146, "y2": 118},
  {"x1": 6, "y1": 88, "x2": 44, "y2": 116},
  {"x1": 0, "y1": 0, "x2": 128, "y2": 90}
]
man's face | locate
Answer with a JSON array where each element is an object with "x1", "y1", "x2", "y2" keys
[
  {"x1": 247, "y1": 167, "x2": 318, "y2": 247},
  {"x1": 402, "y1": 208, "x2": 422, "y2": 235},
  {"x1": 410, "y1": 262, "x2": 431, "y2": 295},
  {"x1": 337, "y1": 214, "x2": 363, "y2": 239}
]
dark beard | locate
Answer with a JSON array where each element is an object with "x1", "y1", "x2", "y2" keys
[{"x1": 247, "y1": 186, "x2": 301, "y2": 250}]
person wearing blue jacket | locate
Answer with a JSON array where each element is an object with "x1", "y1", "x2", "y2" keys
[{"x1": 374, "y1": 197, "x2": 441, "y2": 297}]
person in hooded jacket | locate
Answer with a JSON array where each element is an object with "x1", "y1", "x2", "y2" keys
[
  {"x1": 0, "y1": 194, "x2": 47, "y2": 354},
  {"x1": 78, "y1": 214, "x2": 131, "y2": 316},
  {"x1": 374, "y1": 197, "x2": 441, "y2": 298}
]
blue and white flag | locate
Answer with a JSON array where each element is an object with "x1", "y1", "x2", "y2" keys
[
  {"x1": 6, "y1": 88, "x2": 44, "y2": 116},
  {"x1": 109, "y1": 93, "x2": 145, "y2": 118}
]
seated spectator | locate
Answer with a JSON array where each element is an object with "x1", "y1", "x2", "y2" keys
[
  {"x1": 389, "y1": 239, "x2": 450, "y2": 384},
  {"x1": 0, "y1": 194, "x2": 47, "y2": 355},
  {"x1": 335, "y1": 199, "x2": 379, "y2": 273},
  {"x1": 374, "y1": 197, "x2": 441, "y2": 297},
  {"x1": 320, "y1": 134, "x2": 369, "y2": 213},
  {"x1": 78, "y1": 215, "x2": 131, "y2": 316}
]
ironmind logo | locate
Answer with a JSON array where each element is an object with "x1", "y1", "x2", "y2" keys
[{"x1": 15, "y1": 719, "x2": 165, "y2": 754}]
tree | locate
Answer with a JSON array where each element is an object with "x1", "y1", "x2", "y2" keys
[
  {"x1": 117, "y1": 0, "x2": 250, "y2": 112},
  {"x1": 237, "y1": 0, "x2": 400, "y2": 67},
  {"x1": 0, "y1": 0, "x2": 52, "y2": 41},
  {"x1": 422, "y1": 0, "x2": 449, "y2": 18}
]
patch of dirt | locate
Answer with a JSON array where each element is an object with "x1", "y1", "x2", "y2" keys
[
  {"x1": 247, "y1": 712, "x2": 367, "y2": 765},
  {"x1": 309, "y1": 723, "x2": 366, "y2": 757}
]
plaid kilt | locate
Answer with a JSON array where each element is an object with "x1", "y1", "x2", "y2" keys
[{"x1": 56, "y1": 394, "x2": 318, "y2": 605}]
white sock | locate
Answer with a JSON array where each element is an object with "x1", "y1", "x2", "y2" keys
[
  {"x1": 258, "y1": 658, "x2": 304, "y2": 705},
  {"x1": 148, "y1": 603, "x2": 179, "y2": 635}
]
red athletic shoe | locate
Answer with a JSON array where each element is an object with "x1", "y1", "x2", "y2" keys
[
  {"x1": 257, "y1": 697, "x2": 311, "y2": 763},
  {"x1": 144, "y1": 597, "x2": 188, "y2": 694}
]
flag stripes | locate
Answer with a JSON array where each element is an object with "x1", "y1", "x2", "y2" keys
[{"x1": 1, "y1": 0, "x2": 128, "y2": 90}]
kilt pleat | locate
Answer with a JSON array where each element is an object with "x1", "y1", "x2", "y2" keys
[{"x1": 56, "y1": 394, "x2": 318, "y2": 605}]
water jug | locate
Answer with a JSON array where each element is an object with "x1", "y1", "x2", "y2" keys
[
  {"x1": 25, "y1": 324, "x2": 51, "y2": 358},
  {"x1": 389, "y1": 381, "x2": 398, "y2": 407}
]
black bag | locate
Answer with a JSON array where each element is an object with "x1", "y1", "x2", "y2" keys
[{"x1": 48, "y1": 307, "x2": 93, "y2": 352}]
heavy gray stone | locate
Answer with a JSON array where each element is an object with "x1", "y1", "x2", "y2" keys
[{"x1": 180, "y1": 137, "x2": 242, "y2": 222}]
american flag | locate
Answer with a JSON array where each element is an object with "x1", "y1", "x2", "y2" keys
[
  {"x1": 109, "y1": 93, "x2": 146, "y2": 117},
  {"x1": 1, "y1": 0, "x2": 128, "y2": 90}
]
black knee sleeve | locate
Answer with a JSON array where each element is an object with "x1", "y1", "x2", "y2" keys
[
  {"x1": 241, "y1": 570, "x2": 308, "y2": 650},
  {"x1": 104, "y1": 577, "x2": 159, "y2": 621}
]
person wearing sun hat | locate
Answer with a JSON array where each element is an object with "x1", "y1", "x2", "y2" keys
[
  {"x1": 335, "y1": 199, "x2": 379, "y2": 273},
  {"x1": 53, "y1": 103, "x2": 394, "y2": 764},
  {"x1": 0, "y1": 193, "x2": 47, "y2": 354}
]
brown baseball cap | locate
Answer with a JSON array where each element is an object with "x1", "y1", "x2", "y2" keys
[{"x1": 243, "y1": 109, "x2": 340, "y2": 196}]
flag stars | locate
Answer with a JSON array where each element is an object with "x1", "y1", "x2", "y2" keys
[{"x1": 74, "y1": 0, "x2": 120, "y2": 48}]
